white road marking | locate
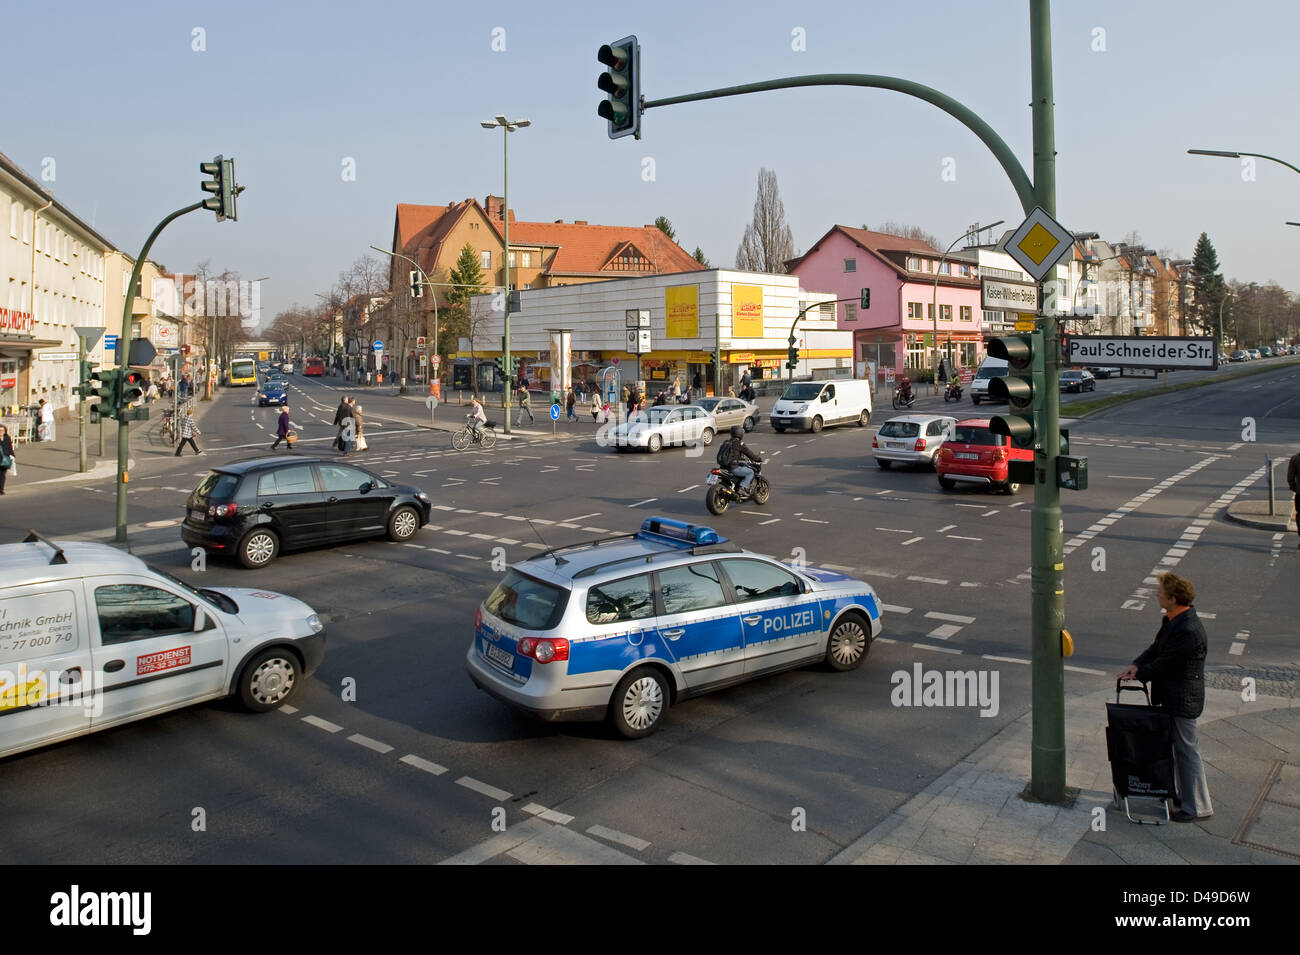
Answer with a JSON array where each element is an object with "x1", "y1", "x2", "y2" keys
[
  {"x1": 564, "y1": 512, "x2": 601, "y2": 522},
  {"x1": 981, "y1": 510, "x2": 999, "y2": 517},
  {"x1": 678, "y1": 485, "x2": 699, "y2": 493},
  {"x1": 913, "y1": 643, "x2": 963, "y2": 654},
  {"x1": 522, "y1": 804, "x2": 575, "y2": 825},
  {"x1": 1106, "y1": 475, "x2": 1156, "y2": 480},
  {"x1": 876, "y1": 527, "x2": 912, "y2": 534},
  {"x1": 983, "y1": 654, "x2": 1030, "y2": 665},
  {"x1": 926, "y1": 611, "x2": 975, "y2": 624},
  {"x1": 927, "y1": 624, "x2": 963, "y2": 640},
  {"x1": 302, "y1": 716, "x2": 343, "y2": 733},
  {"x1": 947, "y1": 535, "x2": 982, "y2": 541},
  {"x1": 629, "y1": 498, "x2": 657, "y2": 507},
  {"x1": 399, "y1": 754, "x2": 448, "y2": 775},
  {"x1": 900, "y1": 537, "x2": 923, "y2": 546},
  {"x1": 936, "y1": 524, "x2": 957, "y2": 532},
  {"x1": 348, "y1": 734, "x2": 394, "y2": 754},
  {"x1": 907, "y1": 576, "x2": 948, "y2": 585},
  {"x1": 586, "y1": 825, "x2": 651, "y2": 851},
  {"x1": 456, "y1": 776, "x2": 512, "y2": 801},
  {"x1": 759, "y1": 518, "x2": 781, "y2": 525},
  {"x1": 669, "y1": 851, "x2": 715, "y2": 865},
  {"x1": 800, "y1": 518, "x2": 829, "y2": 524},
  {"x1": 1064, "y1": 665, "x2": 1107, "y2": 675},
  {"x1": 882, "y1": 604, "x2": 912, "y2": 614}
]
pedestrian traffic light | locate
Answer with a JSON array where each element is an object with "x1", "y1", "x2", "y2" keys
[
  {"x1": 120, "y1": 370, "x2": 146, "y2": 409},
  {"x1": 597, "y1": 35, "x2": 641, "y2": 140},
  {"x1": 200, "y1": 155, "x2": 239, "y2": 221},
  {"x1": 410, "y1": 270, "x2": 423, "y2": 298},
  {"x1": 861, "y1": 287, "x2": 871, "y2": 310},
  {"x1": 87, "y1": 368, "x2": 120, "y2": 422},
  {"x1": 987, "y1": 333, "x2": 1039, "y2": 449}
]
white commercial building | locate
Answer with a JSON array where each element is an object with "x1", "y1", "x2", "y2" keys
[{"x1": 463, "y1": 269, "x2": 854, "y2": 398}]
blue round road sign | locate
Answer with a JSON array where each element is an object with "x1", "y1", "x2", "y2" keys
[
  {"x1": 372, "y1": 340, "x2": 384, "y2": 351},
  {"x1": 549, "y1": 404, "x2": 560, "y2": 421}
]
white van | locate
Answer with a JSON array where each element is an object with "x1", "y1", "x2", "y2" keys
[
  {"x1": 969, "y1": 357, "x2": 1008, "y2": 405},
  {"x1": 0, "y1": 535, "x2": 325, "y2": 760},
  {"x1": 770, "y1": 379, "x2": 873, "y2": 432}
]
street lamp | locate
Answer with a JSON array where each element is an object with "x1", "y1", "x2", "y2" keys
[
  {"x1": 1188, "y1": 147, "x2": 1300, "y2": 177},
  {"x1": 930, "y1": 219, "x2": 1003, "y2": 393},
  {"x1": 370, "y1": 245, "x2": 440, "y2": 394},
  {"x1": 481, "y1": 114, "x2": 530, "y2": 435}
]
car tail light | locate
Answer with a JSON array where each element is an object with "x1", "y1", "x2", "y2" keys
[
  {"x1": 938, "y1": 447, "x2": 952, "y2": 460},
  {"x1": 914, "y1": 438, "x2": 927, "y2": 451},
  {"x1": 515, "y1": 637, "x2": 569, "y2": 663},
  {"x1": 994, "y1": 447, "x2": 1009, "y2": 462},
  {"x1": 207, "y1": 503, "x2": 239, "y2": 518},
  {"x1": 871, "y1": 436, "x2": 879, "y2": 448},
  {"x1": 474, "y1": 607, "x2": 483, "y2": 630}
]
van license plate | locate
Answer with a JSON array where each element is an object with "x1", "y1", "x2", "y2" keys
[
  {"x1": 956, "y1": 452, "x2": 979, "y2": 460},
  {"x1": 485, "y1": 642, "x2": 514, "y2": 669}
]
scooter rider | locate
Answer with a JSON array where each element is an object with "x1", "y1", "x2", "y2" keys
[{"x1": 719, "y1": 425, "x2": 762, "y2": 494}]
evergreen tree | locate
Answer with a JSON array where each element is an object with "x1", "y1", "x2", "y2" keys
[
  {"x1": 692, "y1": 246, "x2": 712, "y2": 268},
  {"x1": 1190, "y1": 232, "x2": 1226, "y2": 338},
  {"x1": 654, "y1": 216, "x2": 677, "y2": 242},
  {"x1": 445, "y1": 243, "x2": 487, "y2": 368}
]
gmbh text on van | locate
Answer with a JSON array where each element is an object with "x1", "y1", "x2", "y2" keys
[{"x1": 770, "y1": 379, "x2": 873, "y2": 433}]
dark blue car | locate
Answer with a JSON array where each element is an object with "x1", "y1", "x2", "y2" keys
[{"x1": 258, "y1": 380, "x2": 288, "y2": 406}]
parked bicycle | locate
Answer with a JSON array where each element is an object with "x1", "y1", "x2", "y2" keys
[{"x1": 452, "y1": 416, "x2": 498, "y2": 451}]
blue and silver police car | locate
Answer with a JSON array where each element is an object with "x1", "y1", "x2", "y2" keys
[{"x1": 466, "y1": 518, "x2": 884, "y2": 738}]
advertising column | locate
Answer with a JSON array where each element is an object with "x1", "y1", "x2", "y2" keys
[{"x1": 548, "y1": 329, "x2": 573, "y2": 393}]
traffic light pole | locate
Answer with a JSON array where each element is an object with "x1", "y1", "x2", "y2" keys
[
  {"x1": 115, "y1": 201, "x2": 205, "y2": 544},
  {"x1": 77, "y1": 335, "x2": 87, "y2": 474}
]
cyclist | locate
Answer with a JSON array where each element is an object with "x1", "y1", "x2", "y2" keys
[
  {"x1": 718, "y1": 425, "x2": 762, "y2": 494},
  {"x1": 467, "y1": 394, "x2": 487, "y2": 441}
]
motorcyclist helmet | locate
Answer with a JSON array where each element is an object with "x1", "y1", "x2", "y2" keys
[{"x1": 730, "y1": 425, "x2": 744, "y2": 440}]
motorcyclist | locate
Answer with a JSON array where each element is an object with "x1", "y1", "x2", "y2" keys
[
  {"x1": 897, "y1": 374, "x2": 914, "y2": 403},
  {"x1": 719, "y1": 425, "x2": 762, "y2": 495}
]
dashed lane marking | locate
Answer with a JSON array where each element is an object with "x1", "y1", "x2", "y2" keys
[
  {"x1": 348, "y1": 734, "x2": 395, "y2": 755},
  {"x1": 947, "y1": 535, "x2": 982, "y2": 541},
  {"x1": 913, "y1": 643, "x2": 962, "y2": 654},
  {"x1": 1229, "y1": 629, "x2": 1249, "y2": 656},
  {"x1": 907, "y1": 576, "x2": 948, "y2": 585},
  {"x1": 936, "y1": 524, "x2": 956, "y2": 532},
  {"x1": 901, "y1": 537, "x2": 924, "y2": 546},
  {"x1": 455, "y1": 776, "x2": 512, "y2": 801},
  {"x1": 926, "y1": 611, "x2": 975, "y2": 624},
  {"x1": 669, "y1": 851, "x2": 715, "y2": 865},
  {"x1": 629, "y1": 498, "x2": 657, "y2": 507},
  {"x1": 302, "y1": 715, "x2": 343, "y2": 733},
  {"x1": 926, "y1": 625, "x2": 963, "y2": 640},
  {"x1": 587, "y1": 825, "x2": 651, "y2": 852},
  {"x1": 400, "y1": 754, "x2": 449, "y2": 776},
  {"x1": 522, "y1": 804, "x2": 576, "y2": 825}
]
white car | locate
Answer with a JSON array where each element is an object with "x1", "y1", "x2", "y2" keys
[
  {"x1": 605, "y1": 406, "x2": 717, "y2": 452},
  {"x1": 281, "y1": 362, "x2": 295, "y2": 374},
  {"x1": 0, "y1": 534, "x2": 325, "y2": 760},
  {"x1": 872, "y1": 414, "x2": 957, "y2": 469}
]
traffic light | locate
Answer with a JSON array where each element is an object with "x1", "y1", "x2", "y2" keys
[
  {"x1": 987, "y1": 333, "x2": 1039, "y2": 449},
  {"x1": 87, "y1": 368, "x2": 120, "y2": 422},
  {"x1": 861, "y1": 287, "x2": 871, "y2": 310},
  {"x1": 200, "y1": 155, "x2": 239, "y2": 221},
  {"x1": 120, "y1": 370, "x2": 147, "y2": 408},
  {"x1": 597, "y1": 36, "x2": 641, "y2": 139},
  {"x1": 74, "y1": 360, "x2": 97, "y2": 399},
  {"x1": 410, "y1": 270, "x2": 423, "y2": 298}
]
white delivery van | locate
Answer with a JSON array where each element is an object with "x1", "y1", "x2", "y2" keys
[
  {"x1": 0, "y1": 534, "x2": 325, "y2": 760},
  {"x1": 770, "y1": 379, "x2": 873, "y2": 433},
  {"x1": 969, "y1": 357, "x2": 1008, "y2": 405}
]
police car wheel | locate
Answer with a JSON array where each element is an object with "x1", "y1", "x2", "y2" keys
[
  {"x1": 388, "y1": 505, "x2": 420, "y2": 542},
  {"x1": 826, "y1": 614, "x2": 870, "y2": 671},
  {"x1": 238, "y1": 648, "x2": 301, "y2": 711},
  {"x1": 611, "y1": 668, "x2": 669, "y2": 738},
  {"x1": 239, "y1": 529, "x2": 279, "y2": 568}
]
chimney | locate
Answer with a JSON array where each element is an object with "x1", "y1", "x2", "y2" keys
[
  {"x1": 555, "y1": 219, "x2": 564, "y2": 224},
  {"x1": 485, "y1": 196, "x2": 504, "y2": 221},
  {"x1": 573, "y1": 220, "x2": 587, "y2": 225}
]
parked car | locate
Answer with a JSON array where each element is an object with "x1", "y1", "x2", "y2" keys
[
  {"x1": 465, "y1": 517, "x2": 884, "y2": 737},
  {"x1": 1249, "y1": 349, "x2": 1262, "y2": 360},
  {"x1": 182, "y1": 457, "x2": 432, "y2": 568},
  {"x1": 871, "y1": 414, "x2": 957, "y2": 469},
  {"x1": 693, "y1": 396, "x2": 761, "y2": 432},
  {"x1": 1059, "y1": 369, "x2": 1096, "y2": 393},
  {"x1": 605, "y1": 406, "x2": 716, "y2": 453},
  {"x1": 1260, "y1": 346, "x2": 1274, "y2": 358},
  {"x1": 1230, "y1": 350, "x2": 1250, "y2": 362},
  {"x1": 935, "y1": 419, "x2": 1034, "y2": 495},
  {"x1": 0, "y1": 533, "x2": 325, "y2": 759}
]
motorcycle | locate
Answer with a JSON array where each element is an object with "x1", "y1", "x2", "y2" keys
[
  {"x1": 944, "y1": 379, "x2": 963, "y2": 402},
  {"x1": 891, "y1": 386, "x2": 916, "y2": 410},
  {"x1": 705, "y1": 460, "x2": 770, "y2": 515}
]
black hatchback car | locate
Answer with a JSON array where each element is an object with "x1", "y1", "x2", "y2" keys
[{"x1": 182, "y1": 456, "x2": 432, "y2": 567}]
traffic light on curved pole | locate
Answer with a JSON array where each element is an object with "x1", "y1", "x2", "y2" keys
[{"x1": 988, "y1": 333, "x2": 1037, "y2": 449}]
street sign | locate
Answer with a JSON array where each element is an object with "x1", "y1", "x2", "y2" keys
[
  {"x1": 127, "y1": 337, "x2": 157, "y2": 367},
  {"x1": 104, "y1": 334, "x2": 119, "y2": 349},
  {"x1": 549, "y1": 404, "x2": 560, "y2": 421},
  {"x1": 1005, "y1": 206, "x2": 1075, "y2": 282},
  {"x1": 431, "y1": 355, "x2": 441, "y2": 366},
  {"x1": 74, "y1": 326, "x2": 106, "y2": 350},
  {"x1": 372, "y1": 340, "x2": 384, "y2": 351},
  {"x1": 416, "y1": 336, "x2": 427, "y2": 347},
  {"x1": 1065, "y1": 336, "x2": 1216, "y2": 370},
  {"x1": 1014, "y1": 313, "x2": 1037, "y2": 332},
  {"x1": 425, "y1": 395, "x2": 439, "y2": 410},
  {"x1": 39, "y1": 352, "x2": 78, "y2": 361},
  {"x1": 981, "y1": 278, "x2": 1038, "y2": 312}
]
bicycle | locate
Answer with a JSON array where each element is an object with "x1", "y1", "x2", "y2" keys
[{"x1": 452, "y1": 417, "x2": 497, "y2": 451}]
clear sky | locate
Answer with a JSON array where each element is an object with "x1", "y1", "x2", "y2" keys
[{"x1": 5, "y1": 0, "x2": 1298, "y2": 323}]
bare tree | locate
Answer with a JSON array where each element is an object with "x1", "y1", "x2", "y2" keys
[
  {"x1": 872, "y1": 221, "x2": 942, "y2": 249},
  {"x1": 735, "y1": 168, "x2": 795, "y2": 273}
]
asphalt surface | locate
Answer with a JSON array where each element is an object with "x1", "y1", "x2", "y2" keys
[{"x1": 2, "y1": 363, "x2": 1297, "y2": 864}]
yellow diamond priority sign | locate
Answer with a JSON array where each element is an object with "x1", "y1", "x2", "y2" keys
[{"x1": 1006, "y1": 207, "x2": 1075, "y2": 282}]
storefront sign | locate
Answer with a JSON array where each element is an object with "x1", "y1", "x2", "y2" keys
[
  {"x1": 754, "y1": 357, "x2": 784, "y2": 369},
  {"x1": 728, "y1": 353, "x2": 755, "y2": 364},
  {"x1": 732, "y1": 284, "x2": 764, "y2": 337},
  {"x1": 0, "y1": 308, "x2": 33, "y2": 333},
  {"x1": 665, "y1": 285, "x2": 699, "y2": 338},
  {"x1": 1, "y1": 377, "x2": 15, "y2": 390}
]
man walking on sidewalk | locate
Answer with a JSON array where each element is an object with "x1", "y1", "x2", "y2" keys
[
  {"x1": 1288, "y1": 450, "x2": 1300, "y2": 549},
  {"x1": 174, "y1": 409, "x2": 202, "y2": 455},
  {"x1": 516, "y1": 385, "x2": 534, "y2": 426}
]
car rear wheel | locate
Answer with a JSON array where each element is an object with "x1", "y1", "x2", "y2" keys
[
  {"x1": 387, "y1": 505, "x2": 420, "y2": 542},
  {"x1": 826, "y1": 613, "x2": 871, "y2": 671},
  {"x1": 939, "y1": 476, "x2": 956, "y2": 490},
  {"x1": 610, "y1": 668, "x2": 669, "y2": 738},
  {"x1": 238, "y1": 528, "x2": 279, "y2": 568},
  {"x1": 647, "y1": 433, "x2": 663, "y2": 453},
  {"x1": 700, "y1": 427, "x2": 714, "y2": 447},
  {"x1": 971, "y1": 395, "x2": 981, "y2": 405},
  {"x1": 238, "y1": 647, "x2": 301, "y2": 711},
  {"x1": 811, "y1": 416, "x2": 823, "y2": 433}
]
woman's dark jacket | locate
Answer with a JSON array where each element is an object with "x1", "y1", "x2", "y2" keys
[{"x1": 1134, "y1": 607, "x2": 1207, "y2": 719}]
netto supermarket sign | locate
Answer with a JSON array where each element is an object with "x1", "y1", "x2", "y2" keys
[{"x1": 1065, "y1": 336, "x2": 1217, "y2": 370}]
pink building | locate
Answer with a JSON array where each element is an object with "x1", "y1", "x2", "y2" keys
[{"x1": 787, "y1": 226, "x2": 984, "y2": 386}]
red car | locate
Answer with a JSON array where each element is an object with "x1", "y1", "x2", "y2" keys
[{"x1": 935, "y1": 418, "x2": 1033, "y2": 495}]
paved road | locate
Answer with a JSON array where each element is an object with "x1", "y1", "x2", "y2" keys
[{"x1": 2, "y1": 364, "x2": 1296, "y2": 863}]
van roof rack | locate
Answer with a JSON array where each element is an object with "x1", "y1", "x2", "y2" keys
[{"x1": 22, "y1": 530, "x2": 67, "y2": 565}]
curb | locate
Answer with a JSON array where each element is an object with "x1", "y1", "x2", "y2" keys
[{"x1": 1225, "y1": 500, "x2": 1297, "y2": 533}]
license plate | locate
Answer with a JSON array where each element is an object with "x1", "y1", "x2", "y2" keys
[
  {"x1": 706, "y1": 474, "x2": 720, "y2": 484},
  {"x1": 956, "y1": 452, "x2": 979, "y2": 460},
  {"x1": 484, "y1": 641, "x2": 515, "y2": 669},
  {"x1": 189, "y1": 509, "x2": 204, "y2": 521},
  {"x1": 889, "y1": 441, "x2": 908, "y2": 449}
]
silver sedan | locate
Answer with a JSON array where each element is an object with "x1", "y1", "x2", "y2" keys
[
  {"x1": 606, "y1": 406, "x2": 717, "y2": 453},
  {"x1": 693, "y1": 396, "x2": 762, "y2": 432}
]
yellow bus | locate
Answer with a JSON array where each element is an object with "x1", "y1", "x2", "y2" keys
[{"x1": 228, "y1": 357, "x2": 257, "y2": 386}]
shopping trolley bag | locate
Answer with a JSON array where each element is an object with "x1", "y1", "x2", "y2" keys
[{"x1": 1105, "y1": 680, "x2": 1175, "y2": 824}]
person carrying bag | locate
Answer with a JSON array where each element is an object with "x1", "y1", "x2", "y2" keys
[{"x1": 0, "y1": 424, "x2": 15, "y2": 494}]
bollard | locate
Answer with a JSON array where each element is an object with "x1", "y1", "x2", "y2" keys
[{"x1": 1268, "y1": 455, "x2": 1275, "y2": 516}]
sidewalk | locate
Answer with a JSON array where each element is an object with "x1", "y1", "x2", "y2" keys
[{"x1": 831, "y1": 676, "x2": 1300, "y2": 865}]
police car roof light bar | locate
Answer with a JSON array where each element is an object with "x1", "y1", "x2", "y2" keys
[
  {"x1": 22, "y1": 530, "x2": 68, "y2": 565},
  {"x1": 638, "y1": 518, "x2": 726, "y2": 547}
]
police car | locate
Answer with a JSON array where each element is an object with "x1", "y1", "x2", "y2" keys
[
  {"x1": 0, "y1": 533, "x2": 326, "y2": 760},
  {"x1": 466, "y1": 518, "x2": 883, "y2": 738}
]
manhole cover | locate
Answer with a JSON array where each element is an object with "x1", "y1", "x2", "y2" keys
[{"x1": 1233, "y1": 760, "x2": 1300, "y2": 860}]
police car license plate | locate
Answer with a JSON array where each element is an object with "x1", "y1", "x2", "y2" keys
[
  {"x1": 485, "y1": 641, "x2": 514, "y2": 669},
  {"x1": 956, "y1": 452, "x2": 979, "y2": 460},
  {"x1": 706, "y1": 474, "x2": 720, "y2": 484}
]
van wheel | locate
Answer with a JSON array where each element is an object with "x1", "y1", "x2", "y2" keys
[
  {"x1": 610, "y1": 668, "x2": 669, "y2": 738},
  {"x1": 939, "y1": 477, "x2": 956, "y2": 490},
  {"x1": 826, "y1": 613, "x2": 871, "y2": 671},
  {"x1": 238, "y1": 528, "x2": 279, "y2": 568},
  {"x1": 387, "y1": 505, "x2": 420, "y2": 542},
  {"x1": 811, "y1": 416, "x2": 823, "y2": 433},
  {"x1": 238, "y1": 647, "x2": 301, "y2": 711},
  {"x1": 857, "y1": 409, "x2": 870, "y2": 427}
]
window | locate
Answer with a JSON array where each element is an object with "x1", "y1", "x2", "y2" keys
[
  {"x1": 906, "y1": 256, "x2": 920, "y2": 271},
  {"x1": 521, "y1": 252, "x2": 531, "y2": 268},
  {"x1": 317, "y1": 464, "x2": 373, "y2": 493},
  {"x1": 657, "y1": 562, "x2": 728, "y2": 615},
  {"x1": 843, "y1": 258, "x2": 857, "y2": 273},
  {"x1": 938, "y1": 262, "x2": 950, "y2": 275},
  {"x1": 480, "y1": 250, "x2": 492, "y2": 270},
  {"x1": 719, "y1": 559, "x2": 802, "y2": 602},
  {"x1": 845, "y1": 303, "x2": 857, "y2": 323},
  {"x1": 878, "y1": 420, "x2": 920, "y2": 438},
  {"x1": 940, "y1": 304, "x2": 952, "y2": 322},
  {"x1": 8, "y1": 202, "x2": 18, "y2": 239},
  {"x1": 960, "y1": 306, "x2": 973, "y2": 323},
  {"x1": 22, "y1": 209, "x2": 32, "y2": 244},
  {"x1": 907, "y1": 302, "x2": 923, "y2": 320},
  {"x1": 507, "y1": 251, "x2": 516, "y2": 268},
  {"x1": 94, "y1": 584, "x2": 195, "y2": 645},
  {"x1": 586, "y1": 574, "x2": 655, "y2": 624},
  {"x1": 256, "y1": 466, "x2": 317, "y2": 496},
  {"x1": 484, "y1": 570, "x2": 567, "y2": 631},
  {"x1": 926, "y1": 420, "x2": 950, "y2": 437}
]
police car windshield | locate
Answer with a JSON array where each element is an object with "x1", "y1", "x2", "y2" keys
[
  {"x1": 485, "y1": 570, "x2": 567, "y2": 631},
  {"x1": 782, "y1": 383, "x2": 823, "y2": 400}
]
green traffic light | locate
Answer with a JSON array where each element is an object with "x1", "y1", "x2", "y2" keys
[{"x1": 597, "y1": 36, "x2": 640, "y2": 139}]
